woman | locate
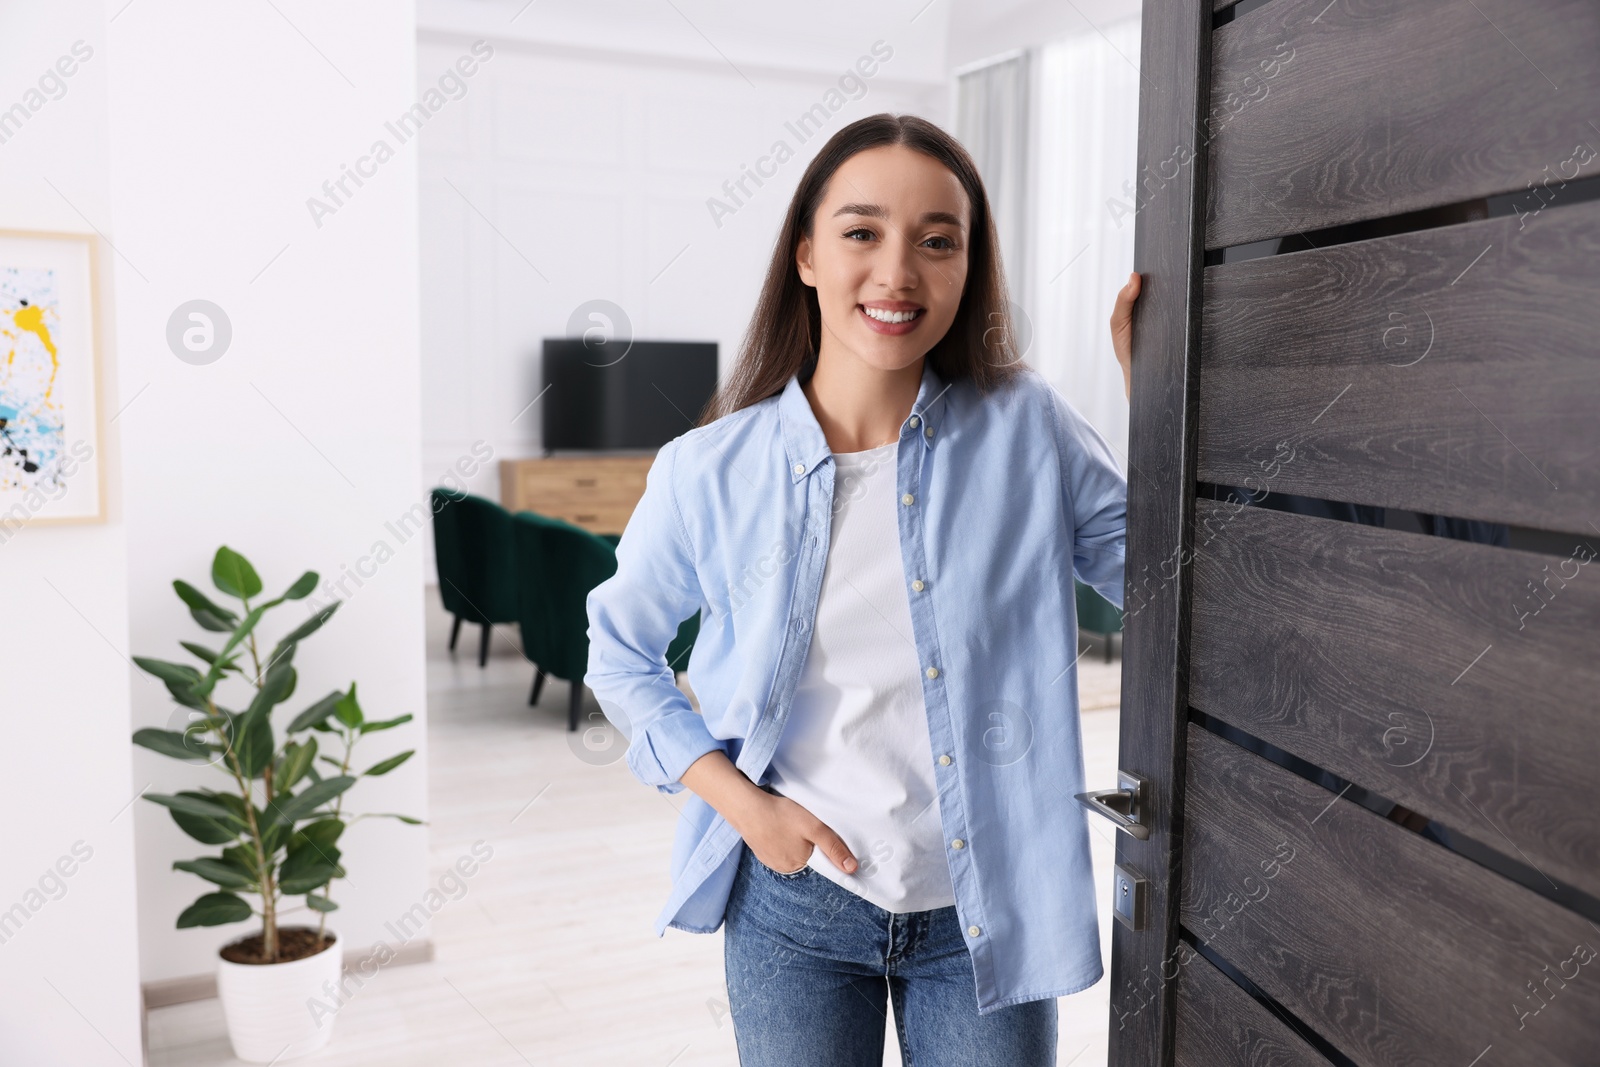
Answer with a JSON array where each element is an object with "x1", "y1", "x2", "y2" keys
[{"x1": 586, "y1": 112, "x2": 1141, "y2": 1066}]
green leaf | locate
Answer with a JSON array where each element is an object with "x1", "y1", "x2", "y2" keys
[
  {"x1": 365, "y1": 812, "x2": 425, "y2": 825},
  {"x1": 179, "y1": 641, "x2": 243, "y2": 673},
  {"x1": 180, "y1": 641, "x2": 219, "y2": 665},
  {"x1": 234, "y1": 710, "x2": 276, "y2": 780},
  {"x1": 296, "y1": 818, "x2": 345, "y2": 851},
  {"x1": 210, "y1": 791, "x2": 248, "y2": 823},
  {"x1": 277, "y1": 738, "x2": 318, "y2": 792},
  {"x1": 283, "y1": 571, "x2": 319, "y2": 600},
  {"x1": 222, "y1": 843, "x2": 260, "y2": 878},
  {"x1": 173, "y1": 857, "x2": 257, "y2": 890},
  {"x1": 281, "y1": 863, "x2": 337, "y2": 895},
  {"x1": 279, "y1": 838, "x2": 340, "y2": 893},
  {"x1": 192, "y1": 607, "x2": 235, "y2": 632},
  {"x1": 215, "y1": 605, "x2": 267, "y2": 664},
  {"x1": 363, "y1": 750, "x2": 414, "y2": 777},
  {"x1": 133, "y1": 656, "x2": 201, "y2": 688},
  {"x1": 132, "y1": 727, "x2": 212, "y2": 763},
  {"x1": 287, "y1": 839, "x2": 341, "y2": 870},
  {"x1": 317, "y1": 755, "x2": 345, "y2": 769},
  {"x1": 268, "y1": 776, "x2": 357, "y2": 826},
  {"x1": 144, "y1": 792, "x2": 244, "y2": 824},
  {"x1": 258, "y1": 640, "x2": 297, "y2": 677},
  {"x1": 176, "y1": 891, "x2": 252, "y2": 928},
  {"x1": 163, "y1": 791, "x2": 242, "y2": 845},
  {"x1": 270, "y1": 603, "x2": 340, "y2": 664},
  {"x1": 259, "y1": 818, "x2": 290, "y2": 858},
  {"x1": 359, "y1": 713, "x2": 413, "y2": 735},
  {"x1": 246, "y1": 660, "x2": 298, "y2": 720},
  {"x1": 305, "y1": 894, "x2": 339, "y2": 913},
  {"x1": 333, "y1": 684, "x2": 364, "y2": 729},
  {"x1": 288, "y1": 691, "x2": 343, "y2": 733},
  {"x1": 133, "y1": 657, "x2": 209, "y2": 709},
  {"x1": 187, "y1": 670, "x2": 221, "y2": 701},
  {"x1": 212, "y1": 546, "x2": 263, "y2": 600},
  {"x1": 174, "y1": 580, "x2": 239, "y2": 631}
]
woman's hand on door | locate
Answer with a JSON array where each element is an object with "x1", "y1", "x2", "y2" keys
[
  {"x1": 1111, "y1": 271, "x2": 1142, "y2": 401},
  {"x1": 739, "y1": 792, "x2": 858, "y2": 875}
]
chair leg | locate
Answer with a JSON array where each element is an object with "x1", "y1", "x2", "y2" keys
[
  {"x1": 1105, "y1": 633, "x2": 1113, "y2": 664},
  {"x1": 448, "y1": 615, "x2": 463, "y2": 652},
  {"x1": 568, "y1": 681, "x2": 583, "y2": 732},
  {"x1": 529, "y1": 668, "x2": 547, "y2": 706},
  {"x1": 478, "y1": 623, "x2": 491, "y2": 668}
]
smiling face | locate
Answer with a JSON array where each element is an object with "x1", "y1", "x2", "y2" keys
[{"x1": 795, "y1": 143, "x2": 971, "y2": 374}]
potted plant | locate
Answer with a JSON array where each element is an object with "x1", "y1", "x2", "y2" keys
[{"x1": 131, "y1": 546, "x2": 420, "y2": 1063}]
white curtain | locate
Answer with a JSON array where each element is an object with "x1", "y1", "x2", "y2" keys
[
  {"x1": 1026, "y1": 17, "x2": 1142, "y2": 474},
  {"x1": 955, "y1": 50, "x2": 1032, "y2": 308}
]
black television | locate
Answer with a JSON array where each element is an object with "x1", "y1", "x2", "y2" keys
[{"x1": 540, "y1": 338, "x2": 719, "y2": 452}]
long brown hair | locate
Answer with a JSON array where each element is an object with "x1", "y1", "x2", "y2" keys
[{"x1": 696, "y1": 112, "x2": 1025, "y2": 426}]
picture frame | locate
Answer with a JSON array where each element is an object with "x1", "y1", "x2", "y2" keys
[{"x1": 0, "y1": 228, "x2": 105, "y2": 528}]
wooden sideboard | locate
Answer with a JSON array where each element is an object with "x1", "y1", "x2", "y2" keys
[{"x1": 499, "y1": 454, "x2": 656, "y2": 536}]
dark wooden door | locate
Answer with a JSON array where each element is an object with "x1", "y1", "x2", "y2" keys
[{"x1": 1099, "y1": 1, "x2": 1600, "y2": 1063}]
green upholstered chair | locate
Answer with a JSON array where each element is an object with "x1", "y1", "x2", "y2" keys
[
  {"x1": 1075, "y1": 579, "x2": 1123, "y2": 663},
  {"x1": 430, "y1": 489, "x2": 521, "y2": 667},
  {"x1": 512, "y1": 511, "x2": 700, "y2": 732}
]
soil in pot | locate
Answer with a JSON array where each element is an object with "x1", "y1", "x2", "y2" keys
[{"x1": 220, "y1": 927, "x2": 337, "y2": 965}]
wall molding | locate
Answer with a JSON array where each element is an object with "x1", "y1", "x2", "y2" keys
[{"x1": 140, "y1": 937, "x2": 436, "y2": 1010}]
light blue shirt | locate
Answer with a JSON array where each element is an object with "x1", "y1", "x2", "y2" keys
[{"x1": 585, "y1": 357, "x2": 1127, "y2": 1015}]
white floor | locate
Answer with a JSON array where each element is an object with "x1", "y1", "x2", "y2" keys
[{"x1": 147, "y1": 590, "x2": 1123, "y2": 1066}]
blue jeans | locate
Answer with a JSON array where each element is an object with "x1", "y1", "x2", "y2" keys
[{"x1": 723, "y1": 844, "x2": 1058, "y2": 1066}]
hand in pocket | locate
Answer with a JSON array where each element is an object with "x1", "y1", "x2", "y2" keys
[{"x1": 743, "y1": 792, "x2": 858, "y2": 875}]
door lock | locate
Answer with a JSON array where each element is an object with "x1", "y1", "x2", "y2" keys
[
  {"x1": 1113, "y1": 864, "x2": 1148, "y2": 930},
  {"x1": 1074, "y1": 770, "x2": 1150, "y2": 840}
]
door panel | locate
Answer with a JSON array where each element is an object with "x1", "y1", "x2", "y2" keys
[
  {"x1": 1198, "y1": 202, "x2": 1600, "y2": 536},
  {"x1": 1189, "y1": 501, "x2": 1600, "y2": 899},
  {"x1": 1206, "y1": 0, "x2": 1600, "y2": 248},
  {"x1": 1174, "y1": 949, "x2": 1327, "y2": 1067},
  {"x1": 1181, "y1": 724, "x2": 1600, "y2": 1066}
]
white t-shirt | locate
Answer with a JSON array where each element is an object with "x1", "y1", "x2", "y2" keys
[{"x1": 762, "y1": 440, "x2": 957, "y2": 913}]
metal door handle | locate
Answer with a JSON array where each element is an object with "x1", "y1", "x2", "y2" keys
[{"x1": 1075, "y1": 770, "x2": 1150, "y2": 840}]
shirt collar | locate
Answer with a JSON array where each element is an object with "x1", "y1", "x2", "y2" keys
[{"x1": 780, "y1": 359, "x2": 950, "y2": 482}]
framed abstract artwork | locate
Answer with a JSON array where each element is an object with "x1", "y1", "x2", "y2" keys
[{"x1": 0, "y1": 229, "x2": 104, "y2": 527}]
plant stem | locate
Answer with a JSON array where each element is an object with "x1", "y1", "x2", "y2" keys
[
  {"x1": 242, "y1": 595, "x2": 264, "y2": 684},
  {"x1": 210, "y1": 694, "x2": 277, "y2": 963},
  {"x1": 316, "y1": 721, "x2": 359, "y2": 948}
]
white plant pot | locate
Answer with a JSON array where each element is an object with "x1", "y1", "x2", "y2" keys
[{"x1": 216, "y1": 927, "x2": 344, "y2": 1063}]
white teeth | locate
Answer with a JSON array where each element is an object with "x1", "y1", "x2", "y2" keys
[{"x1": 862, "y1": 306, "x2": 921, "y2": 324}]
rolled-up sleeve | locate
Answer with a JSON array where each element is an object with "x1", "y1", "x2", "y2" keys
[
  {"x1": 1045, "y1": 382, "x2": 1128, "y2": 610},
  {"x1": 585, "y1": 436, "x2": 725, "y2": 794}
]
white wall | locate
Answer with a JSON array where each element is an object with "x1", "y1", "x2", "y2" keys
[
  {"x1": 417, "y1": 0, "x2": 954, "y2": 84},
  {"x1": 102, "y1": 0, "x2": 430, "y2": 990},
  {"x1": 947, "y1": 0, "x2": 1141, "y2": 71},
  {"x1": 412, "y1": 9, "x2": 948, "y2": 582},
  {"x1": 0, "y1": 6, "x2": 144, "y2": 1063}
]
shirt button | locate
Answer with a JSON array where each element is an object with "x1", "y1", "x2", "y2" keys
[
  {"x1": 793, "y1": 463, "x2": 804, "y2": 474},
  {"x1": 938, "y1": 754, "x2": 951, "y2": 765},
  {"x1": 911, "y1": 579, "x2": 925, "y2": 592},
  {"x1": 925, "y1": 426, "x2": 934, "y2": 438},
  {"x1": 968, "y1": 925, "x2": 982, "y2": 937},
  {"x1": 901, "y1": 492, "x2": 915, "y2": 505},
  {"x1": 951, "y1": 838, "x2": 965, "y2": 850},
  {"x1": 909, "y1": 415, "x2": 919, "y2": 427},
  {"x1": 925, "y1": 666, "x2": 939, "y2": 679}
]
